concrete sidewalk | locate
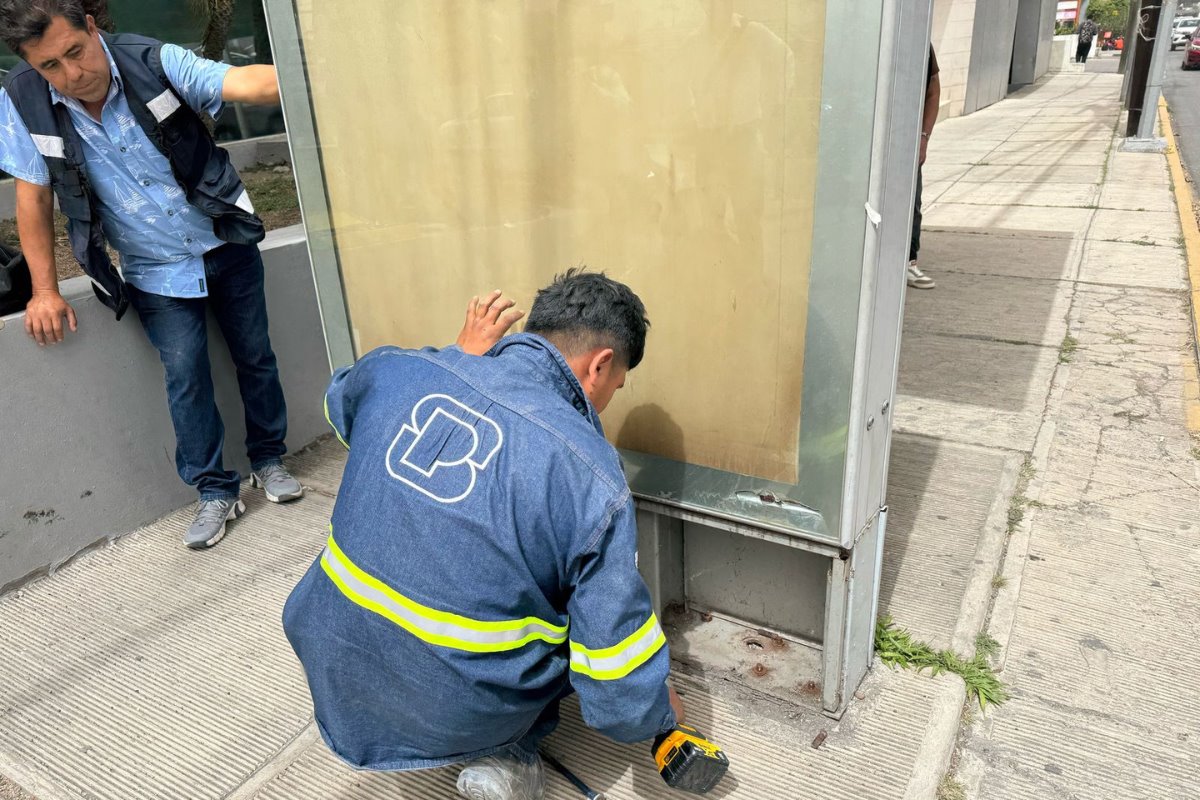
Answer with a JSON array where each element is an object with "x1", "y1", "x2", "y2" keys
[
  {"x1": 910, "y1": 72, "x2": 1200, "y2": 798},
  {"x1": 1, "y1": 71, "x2": 1197, "y2": 799}
]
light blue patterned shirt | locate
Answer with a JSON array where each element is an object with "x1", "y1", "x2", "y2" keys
[{"x1": 0, "y1": 38, "x2": 235, "y2": 298}]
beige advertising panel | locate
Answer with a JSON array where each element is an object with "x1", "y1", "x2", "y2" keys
[{"x1": 295, "y1": 0, "x2": 825, "y2": 483}]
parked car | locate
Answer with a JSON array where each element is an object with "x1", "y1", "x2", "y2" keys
[
  {"x1": 1172, "y1": 17, "x2": 1199, "y2": 50},
  {"x1": 1182, "y1": 28, "x2": 1200, "y2": 69}
]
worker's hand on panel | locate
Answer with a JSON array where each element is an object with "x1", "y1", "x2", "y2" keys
[
  {"x1": 456, "y1": 289, "x2": 524, "y2": 355},
  {"x1": 25, "y1": 290, "x2": 78, "y2": 346}
]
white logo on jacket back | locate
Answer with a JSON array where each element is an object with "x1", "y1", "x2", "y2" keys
[{"x1": 385, "y1": 394, "x2": 503, "y2": 503}]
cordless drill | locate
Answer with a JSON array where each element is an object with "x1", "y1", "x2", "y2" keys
[{"x1": 651, "y1": 725, "x2": 730, "y2": 794}]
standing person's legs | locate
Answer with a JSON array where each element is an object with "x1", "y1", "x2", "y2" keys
[
  {"x1": 910, "y1": 166, "x2": 923, "y2": 263},
  {"x1": 127, "y1": 286, "x2": 242, "y2": 501},
  {"x1": 204, "y1": 243, "x2": 302, "y2": 501},
  {"x1": 908, "y1": 167, "x2": 935, "y2": 289}
]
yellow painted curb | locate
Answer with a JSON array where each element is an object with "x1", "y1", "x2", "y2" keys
[{"x1": 1158, "y1": 99, "x2": 1200, "y2": 437}]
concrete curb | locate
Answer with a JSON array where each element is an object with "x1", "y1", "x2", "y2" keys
[
  {"x1": 902, "y1": 674, "x2": 969, "y2": 800},
  {"x1": 1158, "y1": 99, "x2": 1200, "y2": 437}
]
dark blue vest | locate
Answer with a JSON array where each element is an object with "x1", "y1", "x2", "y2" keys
[{"x1": 2, "y1": 33, "x2": 265, "y2": 319}]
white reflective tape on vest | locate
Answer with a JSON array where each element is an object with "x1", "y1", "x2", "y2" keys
[
  {"x1": 146, "y1": 89, "x2": 182, "y2": 122},
  {"x1": 320, "y1": 534, "x2": 568, "y2": 653},
  {"x1": 30, "y1": 134, "x2": 65, "y2": 159},
  {"x1": 569, "y1": 614, "x2": 667, "y2": 681},
  {"x1": 234, "y1": 189, "x2": 255, "y2": 213}
]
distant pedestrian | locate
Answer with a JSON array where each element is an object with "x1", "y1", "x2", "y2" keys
[
  {"x1": 1076, "y1": 17, "x2": 1099, "y2": 63},
  {"x1": 909, "y1": 46, "x2": 940, "y2": 290}
]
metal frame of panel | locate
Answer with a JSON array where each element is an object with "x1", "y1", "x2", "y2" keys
[
  {"x1": 264, "y1": 0, "x2": 933, "y2": 717},
  {"x1": 820, "y1": 0, "x2": 933, "y2": 713},
  {"x1": 261, "y1": 0, "x2": 354, "y2": 371}
]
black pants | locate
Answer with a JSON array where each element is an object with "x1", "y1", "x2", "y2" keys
[
  {"x1": 1076, "y1": 39, "x2": 1092, "y2": 63},
  {"x1": 910, "y1": 166, "x2": 923, "y2": 263}
]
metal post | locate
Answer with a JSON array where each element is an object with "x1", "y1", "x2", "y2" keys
[
  {"x1": 1136, "y1": 0, "x2": 1180, "y2": 139},
  {"x1": 1125, "y1": 0, "x2": 1164, "y2": 136}
]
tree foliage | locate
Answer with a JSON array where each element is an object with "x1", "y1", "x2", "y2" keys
[{"x1": 1088, "y1": 0, "x2": 1131, "y2": 36}]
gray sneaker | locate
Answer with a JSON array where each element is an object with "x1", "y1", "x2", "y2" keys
[
  {"x1": 456, "y1": 751, "x2": 545, "y2": 800},
  {"x1": 250, "y1": 463, "x2": 305, "y2": 503},
  {"x1": 186, "y1": 498, "x2": 245, "y2": 549}
]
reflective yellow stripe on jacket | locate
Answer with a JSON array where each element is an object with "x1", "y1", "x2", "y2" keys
[
  {"x1": 569, "y1": 614, "x2": 666, "y2": 681},
  {"x1": 320, "y1": 533, "x2": 568, "y2": 653},
  {"x1": 324, "y1": 394, "x2": 349, "y2": 449}
]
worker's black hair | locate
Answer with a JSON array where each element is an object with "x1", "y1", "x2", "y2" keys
[
  {"x1": 0, "y1": 0, "x2": 88, "y2": 56},
  {"x1": 526, "y1": 268, "x2": 650, "y2": 369}
]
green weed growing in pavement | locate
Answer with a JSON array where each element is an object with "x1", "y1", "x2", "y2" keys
[
  {"x1": 1191, "y1": 446, "x2": 1200, "y2": 460},
  {"x1": 1007, "y1": 499, "x2": 1025, "y2": 531},
  {"x1": 1019, "y1": 457, "x2": 1036, "y2": 482},
  {"x1": 1007, "y1": 455, "x2": 1037, "y2": 534},
  {"x1": 975, "y1": 632, "x2": 1001, "y2": 660},
  {"x1": 1058, "y1": 334, "x2": 1079, "y2": 363},
  {"x1": 875, "y1": 616, "x2": 1009, "y2": 710},
  {"x1": 991, "y1": 574, "x2": 1009, "y2": 589},
  {"x1": 938, "y1": 775, "x2": 968, "y2": 800}
]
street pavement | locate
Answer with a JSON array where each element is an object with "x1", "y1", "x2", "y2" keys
[
  {"x1": 0, "y1": 69, "x2": 1197, "y2": 800},
  {"x1": 1162, "y1": 47, "x2": 1200, "y2": 183}
]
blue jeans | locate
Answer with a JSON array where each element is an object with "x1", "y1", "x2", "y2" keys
[{"x1": 127, "y1": 242, "x2": 287, "y2": 501}]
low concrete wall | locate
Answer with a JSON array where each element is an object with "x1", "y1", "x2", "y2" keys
[
  {"x1": 0, "y1": 133, "x2": 291, "y2": 219},
  {"x1": 1049, "y1": 34, "x2": 1078, "y2": 72},
  {"x1": 0, "y1": 226, "x2": 329, "y2": 592}
]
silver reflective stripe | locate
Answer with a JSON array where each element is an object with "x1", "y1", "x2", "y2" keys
[
  {"x1": 570, "y1": 616, "x2": 666, "y2": 679},
  {"x1": 146, "y1": 89, "x2": 181, "y2": 122},
  {"x1": 30, "y1": 134, "x2": 65, "y2": 159},
  {"x1": 234, "y1": 189, "x2": 255, "y2": 213},
  {"x1": 320, "y1": 545, "x2": 567, "y2": 651}
]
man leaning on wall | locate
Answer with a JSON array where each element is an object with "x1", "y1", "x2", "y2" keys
[{"x1": 0, "y1": 0, "x2": 300, "y2": 549}]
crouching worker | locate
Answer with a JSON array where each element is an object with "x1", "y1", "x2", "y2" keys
[{"x1": 283, "y1": 270, "x2": 684, "y2": 800}]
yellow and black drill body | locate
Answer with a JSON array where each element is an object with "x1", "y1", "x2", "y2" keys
[{"x1": 652, "y1": 725, "x2": 730, "y2": 794}]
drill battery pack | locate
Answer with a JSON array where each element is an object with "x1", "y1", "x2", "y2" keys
[{"x1": 652, "y1": 725, "x2": 730, "y2": 794}]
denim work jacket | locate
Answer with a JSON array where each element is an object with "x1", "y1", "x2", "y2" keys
[{"x1": 283, "y1": 333, "x2": 675, "y2": 770}]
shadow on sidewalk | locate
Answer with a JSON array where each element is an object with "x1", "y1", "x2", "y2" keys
[
  {"x1": 879, "y1": 225, "x2": 1076, "y2": 640},
  {"x1": 899, "y1": 227, "x2": 1075, "y2": 410}
]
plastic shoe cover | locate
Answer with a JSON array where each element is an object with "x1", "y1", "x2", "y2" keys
[{"x1": 456, "y1": 751, "x2": 545, "y2": 800}]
